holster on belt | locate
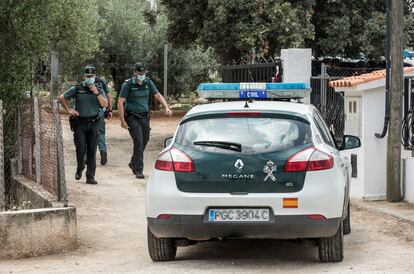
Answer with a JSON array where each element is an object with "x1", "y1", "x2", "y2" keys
[{"x1": 69, "y1": 115, "x2": 80, "y2": 132}]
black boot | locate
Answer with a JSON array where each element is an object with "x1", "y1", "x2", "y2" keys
[
  {"x1": 136, "y1": 172, "x2": 145, "y2": 179},
  {"x1": 86, "y1": 178, "x2": 98, "y2": 184},
  {"x1": 128, "y1": 163, "x2": 137, "y2": 175},
  {"x1": 101, "y1": 151, "x2": 107, "y2": 165},
  {"x1": 75, "y1": 168, "x2": 84, "y2": 180}
]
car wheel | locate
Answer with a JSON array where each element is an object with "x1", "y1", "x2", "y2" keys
[
  {"x1": 318, "y1": 221, "x2": 344, "y2": 262},
  {"x1": 343, "y1": 200, "x2": 351, "y2": 235},
  {"x1": 147, "y1": 226, "x2": 177, "y2": 261}
]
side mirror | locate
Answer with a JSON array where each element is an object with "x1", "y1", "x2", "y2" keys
[
  {"x1": 164, "y1": 136, "x2": 173, "y2": 148},
  {"x1": 339, "y1": 135, "x2": 361, "y2": 151}
]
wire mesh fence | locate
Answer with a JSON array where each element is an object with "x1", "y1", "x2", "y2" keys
[
  {"x1": 58, "y1": 48, "x2": 220, "y2": 109},
  {"x1": 310, "y1": 64, "x2": 384, "y2": 140},
  {"x1": 402, "y1": 77, "x2": 414, "y2": 153},
  {"x1": 0, "y1": 102, "x2": 19, "y2": 210},
  {"x1": 0, "y1": 101, "x2": 4, "y2": 211},
  {"x1": 0, "y1": 98, "x2": 67, "y2": 211}
]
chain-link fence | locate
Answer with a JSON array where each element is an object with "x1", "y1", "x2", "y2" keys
[
  {"x1": 310, "y1": 64, "x2": 385, "y2": 140},
  {"x1": 0, "y1": 101, "x2": 20, "y2": 210},
  {"x1": 57, "y1": 47, "x2": 220, "y2": 110},
  {"x1": 0, "y1": 98, "x2": 67, "y2": 211},
  {"x1": 402, "y1": 76, "x2": 414, "y2": 154},
  {"x1": 0, "y1": 101, "x2": 4, "y2": 211}
]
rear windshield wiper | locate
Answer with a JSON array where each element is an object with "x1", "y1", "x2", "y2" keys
[{"x1": 193, "y1": 141, "x2": 242, "y2": 152}]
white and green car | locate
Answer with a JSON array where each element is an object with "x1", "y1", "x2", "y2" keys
[{"x1": 146, "y1": 84, "x2": 360, "y2": 263}]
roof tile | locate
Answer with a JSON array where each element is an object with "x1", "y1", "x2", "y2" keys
[{"x1": 329, "y1": 67, "x2": 414, "y2": 88}]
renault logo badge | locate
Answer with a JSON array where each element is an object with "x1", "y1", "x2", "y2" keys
[{"x1": 234, "y1": 159, "x2": 244, "y2": 173}]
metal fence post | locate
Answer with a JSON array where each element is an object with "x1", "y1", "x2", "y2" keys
[
  {"x1": 16, "y1": 108, "x2": 22, "y2": 175},
  {"x1": 321, "y1": 63, "x2": 327, "y2": 115},
  {"x1": 163, "y1": 43, "x2": 168, "y2": 100},
  {"x1": 34, "y1": 97, "x2": 41, "y2": 185},
  {"x1": 53, "y1": 99, "x2": 67, "y2": 206},
  {"x1": 0, "y1": 101, "x2": 4, "y2": 211}
]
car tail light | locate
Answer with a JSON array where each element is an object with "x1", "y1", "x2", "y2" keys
[
  {"x1": 284, "y1": 147, "x2": 315, "y2": 172},
  {"x1": 154, "y1": 150, "x2": 174, "y2": 171},
  {"x1": 227, "y1": 112, "x2": 262, "y2": 117},
  {"x1": 284, "y1": 147, "x2": 333, "y2": 172},
  {"x1": 307, "y1": 150, "x2": 334, "y2": 171},
  {"x1": 155, "y1": 147, "x2": 195, "y2": 172}
]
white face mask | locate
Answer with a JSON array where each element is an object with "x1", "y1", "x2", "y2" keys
[
  {"x1": 136, "y1": 74, "x2": 146, "y2": 81},
  {"x1": 85, "y1": 77, "x2": 95, "y2": 85}
]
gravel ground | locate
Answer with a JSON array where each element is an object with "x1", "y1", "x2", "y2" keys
[{"x1": 1, "y1": 114, "x2": 414, "y2": 273}]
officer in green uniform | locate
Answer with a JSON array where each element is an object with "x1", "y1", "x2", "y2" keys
[
  {"x1": 118, "y1": 62, "x2": 172, "y2": 179},
  {"x1": 81, "y1": 65, "x2": 112, "y2": 165},
  {"x1": 59, "y1": 66, "x2": 108, "y2": 184},
  {"x1": 94, "y1": 67, "x2": 113, "y2": 165}
]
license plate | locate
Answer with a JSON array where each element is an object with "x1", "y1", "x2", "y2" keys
[
  {"x1": 208, "y1": 208, "x2": 270, "y2": 222},
  {"x1": 239, "y1": 91, "x2": 267, "y2": 99}
]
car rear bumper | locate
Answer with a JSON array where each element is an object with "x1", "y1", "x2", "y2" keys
[{"x1": 148, "y1": 215, "x2": 341, "y2": 240}]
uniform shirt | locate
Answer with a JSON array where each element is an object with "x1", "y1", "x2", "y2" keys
[
  {"x1": 63, "y1": 83, "x2": 106, "y2": 117},
  {"x1": 119, "y1": 77, "x2": 159, "y2": 113}
]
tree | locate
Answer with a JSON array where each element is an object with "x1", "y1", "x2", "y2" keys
[
  {"x1": 162, "y1": 0, "x2": 414, "y2": 62},
  {"x1": 161, "y1": 0, "x2": 315, "y2": 64},
  {"x1": 96, "y1": 0, "x2": 218, "y2": 98},
  {"x1": 0, "y1": 0, "x2": 100, "y2": 103}
]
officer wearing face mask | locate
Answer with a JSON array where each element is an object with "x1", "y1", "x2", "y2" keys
[
  {"x1": 118, "y1": 62, "x2": 172, "y2": 179},
  {"x1": 59, "y1": 65, "x2": 108, "y2": 184},
  {"x1": 83, "y1": 64, "x2": 112, "y2": 166}
]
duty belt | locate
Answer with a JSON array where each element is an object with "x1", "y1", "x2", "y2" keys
[
  {"x1": 78, "y1": 115, "x2": 100, "y2": 123},
  {"x1": 126, "y1": 111, "x2": 149, "y2": 119}
]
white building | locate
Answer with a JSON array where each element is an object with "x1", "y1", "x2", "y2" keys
[{"x1": 330, "y1": 67, "x2": 414, "y2": 202}]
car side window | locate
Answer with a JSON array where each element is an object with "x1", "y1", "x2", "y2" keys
[{"x1": 313, "y1": 111, "x2": 335, "y2": 148}]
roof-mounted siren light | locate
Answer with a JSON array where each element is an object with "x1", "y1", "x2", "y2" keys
[{"x1": 196, "y1": 82, "x2": 311, "y2": 101}]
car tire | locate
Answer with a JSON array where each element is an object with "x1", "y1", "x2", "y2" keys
[
  {"x1": 318, "y1": 221, "x2": 344, "y2": 262},
  {"x1": 343, "y1": 200, "x2": 351, "y2": 235},
  {"x1": 147, "y1": 226, "x2": 177, "y2": 261}
]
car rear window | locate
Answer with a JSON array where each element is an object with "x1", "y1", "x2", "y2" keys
[{"x1": 175, "y1": 116, "x2": 312, "y2": 153}]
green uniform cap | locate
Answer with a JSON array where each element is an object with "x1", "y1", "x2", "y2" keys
[
  {"x1": 134, "y1": 62, "x2": 147, "y2": 73},
  {"x1": 84, "y1": 65, "x2": 96, "y2": 76}
]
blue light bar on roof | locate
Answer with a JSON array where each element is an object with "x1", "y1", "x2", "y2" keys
[{"x1": 196, "y1": 82, "x2": 311, "y2": 99}]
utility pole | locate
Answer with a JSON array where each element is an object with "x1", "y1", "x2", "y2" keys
[
  {"x1": 387, "y1": 0, "x2": 404, "y2": 202},
  {"x1": 163, "y1": 44, "x2": 168, "y2": 100}
]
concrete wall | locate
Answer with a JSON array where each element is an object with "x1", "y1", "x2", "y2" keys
[
  {"x1": 403, "y1": 157, "x2": 414, "y2": 203},
  {"x1": 0, "y1": 207, "x2": 77, "y2": 259},
  {"x1": 10, "y1": 175, "x2": 56, "y2": 209},
  {"x1": 362, "y1": 89, "x2": 387, "y2": 200}
]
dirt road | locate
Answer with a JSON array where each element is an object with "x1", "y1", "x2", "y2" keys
[{"x1": 1, "y1": 115, "x2": 414, "y2": 273}]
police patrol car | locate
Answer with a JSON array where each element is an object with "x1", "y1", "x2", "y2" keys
[{"x1": 146, "y1": 82, "x2": 360, "y2": 262}]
